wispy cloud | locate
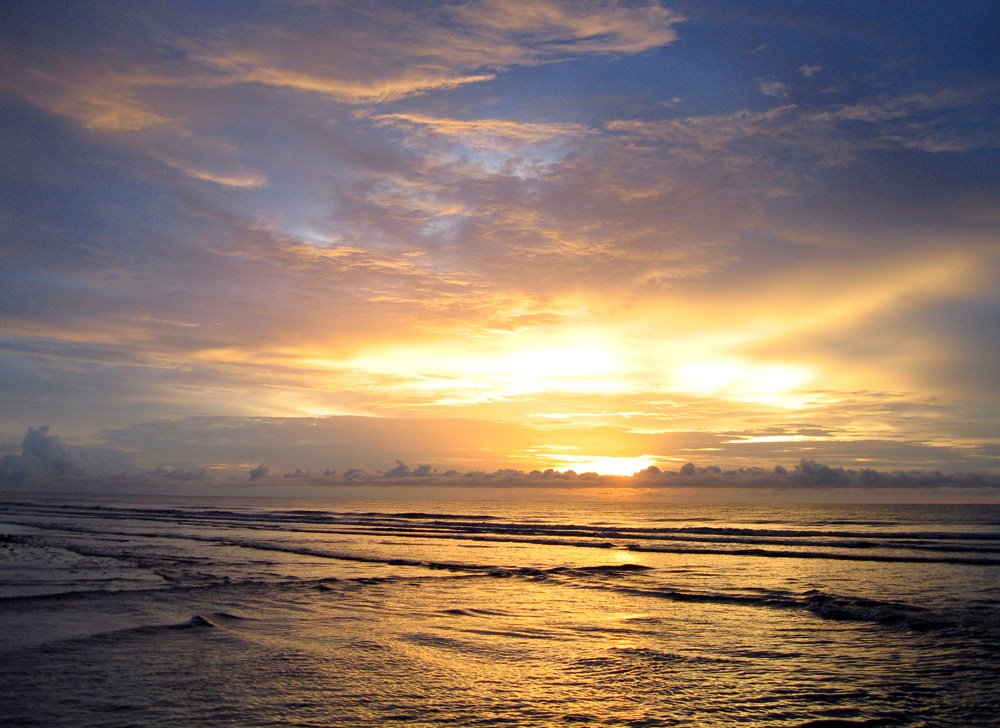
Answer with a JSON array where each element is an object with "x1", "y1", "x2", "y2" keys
[
  {"x1": 451, "y1": 0, "x2": 682, "y2": 54},
  {"x1": 370, "y1": 113, "x2": 590, "y2": 151},
  {"x1": 161, "y1": 158, "x2": 268, "y2": 188},
  {"x1": 758, "y1": 79, "x2": 788, "y2": 98},
  {"x1": 195, "y1": 53, "x2": 498, "y2": 103}
]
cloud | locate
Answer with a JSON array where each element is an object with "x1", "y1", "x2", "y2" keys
[
  {"x1": 2, "y1": 2, "x2": 997, "y2": 483},
  {"x1": 182, "y1": 1, "x2": 680, "y2": 106},
  {"x1": 0, "y1": 426, "x2": 138, "y2": 485},
  {"x1": 451, "y1": 0, "x2": 682, "y2": 54},
  {"x1": 605, "y1": 88, "x2": 1000, "y2": 210},
  {"x1": 204, "y1": 457, "x2": 1000, "y2": 498},
  {"x1": 383, "y1": 460, "x2": 411, "y2": 478},
  {"x1": 93, "y1": 415, "x2": 1000, "y2": 478},
  {"x1": 195, "y1": 53, "x2": 498, "y2": 104},
  {"x1": 147, "y1": 466, "x2": 212, "y2": 481},
  {"x1": 370, "y1": 113, "x2": 590, "y2": 153},
  {"x1": 635, "y1": 459, "x2": 1000, "y2": 492},
  {"x1": 99, "y1": 416, "x2": 537, "y2": 473},
  {"x1": 382, "y1": 461, "x2": 436, "y2": 478},
  {"x1": 54, "y1": 92, "x2": 169, "y2": 131},
  {"x1": 2, "y1": 423, "x2": 997, "y2": 499},
  {"x1": 160, "y1": 158, "x2": 268, "y2": 188},
  {"x1": 611, "y1": 89, "x2": 999, "y2": 154},
  {"x1": 4, "y1": 0, "x2": 681, "y2": 131},
  {"x1": 803, "y1": 90, "x2": 1000, "y2": 153},
  {"x1": 758, "y1": 80, "x2": 788, "y2": 98}
]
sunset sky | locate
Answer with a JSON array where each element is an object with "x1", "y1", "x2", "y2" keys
[{"x1": 1, "y1": 1, "x2": 998, "y2": 483}]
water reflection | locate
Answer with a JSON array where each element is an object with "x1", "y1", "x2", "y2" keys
[{"x1": 0, "y1": 498, "x2": 998, "y2": 725}]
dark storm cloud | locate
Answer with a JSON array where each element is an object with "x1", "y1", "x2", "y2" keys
[
  {"x1": 0, "y1": 426, "x2": 138, "y2": 485},
  {"x1": 248, "y1": 465, "x2": 270, "y2": 481}
]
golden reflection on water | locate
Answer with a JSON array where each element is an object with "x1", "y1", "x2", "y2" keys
[
  {"x1": 2, "y1": 499, "x2": 992, "y2": 725},
  {"x1": 609, "y1": 549, "x2": 644, "y2": 566},
  {"x1": 571, "y1": 486, "x2": 661, "y2": 500},
  {"x1": 287, "y1": 558, "x2": 856, "y2": 726}
]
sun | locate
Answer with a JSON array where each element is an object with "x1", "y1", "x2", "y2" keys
[{"x1": 548, "y1": 454, "x2": 659, "y2": 476}]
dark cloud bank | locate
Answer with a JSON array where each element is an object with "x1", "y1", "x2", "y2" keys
[
  {"x1": 0, "y1": 426, "x2": 208, "y2": 487},
  {"x1": 270, "y1": 459, "x2": 1000, "y2": 493},
  {"x1": 2, "y1": 427, "x2": 998, "y2": 498}
]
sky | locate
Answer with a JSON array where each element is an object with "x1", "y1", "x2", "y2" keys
[{"x1": 1, "y1": 1, "x2": 999, "y2": 495}]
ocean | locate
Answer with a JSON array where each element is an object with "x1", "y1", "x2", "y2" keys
[{"x1": 1, "y1": 495, "x2": 998, "y2": 726}]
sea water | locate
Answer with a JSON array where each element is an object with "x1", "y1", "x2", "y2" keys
[{"x1": 1, "y1": 495, "x2": 999, "y2": 726}]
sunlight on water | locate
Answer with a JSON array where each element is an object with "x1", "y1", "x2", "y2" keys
[{"x1": 0, "y1": 496, "x2": 998, "y2": 726}]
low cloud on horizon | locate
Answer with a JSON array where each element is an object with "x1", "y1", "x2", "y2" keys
[{"x1": 2, "y1": 424, "x2": 998, "y2": 502}]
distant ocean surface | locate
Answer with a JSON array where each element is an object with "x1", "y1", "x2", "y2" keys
[{"x1": 1, "y1": 495, "x2": 999, "y2": 727}]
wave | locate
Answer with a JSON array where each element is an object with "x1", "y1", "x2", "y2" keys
[
  {"x1": 0, "y1": 552, "x2": 970, "y2": 637},
  {"x1": 351, "y1": 511, "x2": 501, "y2": 521},
  {"x1": 182, "y1": 614, "x2": 217, "y2": 628},
  {"x1": 6, "y1": 501, "x2": 999, "y2": 550},
  {"x1": 195, "y1": 528, "x2": 998, "y2": 569},
  {"x1": 553, "y1": 563, "x2": 653, "y2": 575},
  {"x1": 598, "y1": 584, "x2": 953, "y2": 631},
  {"x1": 439, "y1": 607, "x2": 505, "y2": 617},
  {"x1": 624, "y1": 543, "x2": 1000, "y2": 566},
  {"x1": 7, "y1": 511, "x2": 1000, "y2": 573},
  {"x1": 0, "y1": 499, "x2": 973, "y2": 532},
  {"x1": 0, "y1": 587, "x2": 132, "y2": 603},
  {"x1": 12, "y1": 613, "x2": 225, "y2": 656},
  {"x1": 3, "y1": 500, "x2": 998, "y2": 635},
  {"x1": 798, "y1": 591, "x2": 951, "y2": 628},
  {"x1": 794, "y1": 720, "x2": 901, "y2": 728}
]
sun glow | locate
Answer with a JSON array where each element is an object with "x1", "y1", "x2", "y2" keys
[
  {"x1": 314, "y1": 336, "x2": 626, "y2": 402},
  {"x1": 293, "y1": 325, "x2": 818, "y2": 417},
  {"x1": 672, "y1": 359, "x2": 814, "y2": 408},
  {"x1": 548, "y1": 454, "x2": 659, "y2": 476}
]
